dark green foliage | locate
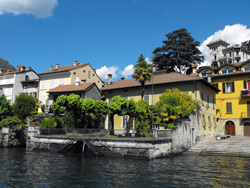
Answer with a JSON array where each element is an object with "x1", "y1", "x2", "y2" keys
[
  {"x1": 153, "y1": 28, "x2": 203, "y2": 74},
  {"x1": 2, "y1": 116, "x2": 24, "y2": 131},
  {"x1": 41, "y1": 104, "x2": 45, "y2": 113},
  {"x1": 52, "y1": 94, "x2": 108, "y2": 128},
  {"x1": 40, "y1": 116, "x2": 62, "y2": 128},
  {"x1": 135, "y1": 99, "x2": 151, "y2": 130},
  {"x1": 0, "y1": 94, "x2": 12, "y2": 121},
  {"x1": 132, "y1": 54, "x2": 152, "y2": 99},
  {"x1": 12, "y1": 93, "x2": 38, "y2": 121}
]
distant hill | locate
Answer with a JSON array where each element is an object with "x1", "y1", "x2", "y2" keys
[{"x1": 0, "y1": 57, "x2": 16, "y2": 73}]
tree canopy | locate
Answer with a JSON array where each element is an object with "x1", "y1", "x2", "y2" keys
[
  {"x1": 152, "y1": 28, "x2": 203, "y2": 74},
  {"x1": 12, "y1": 93, "x2": 38, "y2": 121},
  {"x1": 132, "y1": 54, "x2": 152, "y2": 99},
  {"x1": 0, "y1": 94, "x2": 12, "y2": 121}
]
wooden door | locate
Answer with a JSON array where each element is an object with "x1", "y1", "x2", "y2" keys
[
  {"x1": 244, "y1": 122, "x2": 250, "y2": 136},
  {"x1": 225, "y1": 121, "x2": 235, "y2": 136}
]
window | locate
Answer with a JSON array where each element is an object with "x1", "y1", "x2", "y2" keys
[
  {"x1": 59, "y1": 78, "x2": 64, "y2": 85},
  {"x1": 207, "y1": 96, "x2": 210, "y2": 108},
  {"x1": 50, "y1": 80, "x2": 55, "y2": 89},
  {"x1": 214, "y1": 55, "x2": 217, "y2": 61},
  {"x1": 222, "y1": 67, "x2": 234, "y2": 74},
  {"x1": 208, "y1": 116, "x2": 212, "y2": 128},
  {"x1": 122, "y1": 115, "x2": 128, "y2": 128},
  {"x1": 144, "y1": 95, "x2": 150, "y2": 104},
  {"x1": 213, "y1": 98, "x2": 215, "y2": 109},
  {"x1": 201, "y1": 92, "x2": 204, "y2": 106},
  {"x1": 201, "y1": 70, "x2": 211, "y2": 77},
  {"x1": 88, "y1": 71, "x2": 91, "y2": 79},
  {"x1": 244, "y1": 64, "x2": 250, "y2": 72},
  {"x1": 222, "y1": 82, "x2": 235, "y2": 93},
  {"x1": 40, "y1": 80, "x2": 46, "y2": 90},
  {"x1": 202, "y1": 114, "x2": 206, "y2": 129},
  {"x1": 226, "y1": 102, "x2": 232, "y2": 114},
  {"x1": 0, "y1": 88, "x2": 3, "y2": 95},
  {"x1": 40, "y1": 96, "x2": 45, "y2": 104}
]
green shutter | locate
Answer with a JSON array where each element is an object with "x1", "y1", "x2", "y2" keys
[
  {"x1": 244, "y1": 80, "x2": 247, "y2": 89},
  {"x1": 232, "y1": 82, "x2": 235, "y2": 93}
]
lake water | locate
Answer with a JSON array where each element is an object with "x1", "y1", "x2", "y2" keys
[{"x1": 0, "y1": 148, "x2": 250, "y2": 188}]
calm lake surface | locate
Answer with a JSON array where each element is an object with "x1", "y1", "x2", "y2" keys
[{"x1": 0, "y1": 148, "x2": 250, "y2": 188}]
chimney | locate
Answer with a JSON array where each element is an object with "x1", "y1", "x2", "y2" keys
[
  {"x1": 121, "y1": 77, "x2": 125, "y2": 80},
  {"x1": 20, "y1": 65, "x2": 26, "y2": 71},
  {"x1": 56, "y1": 63, "x2": 59, "y2": 69},
  {"x1": 50, "y1": 66, "x2": 53, "y2": 71},
  {"x1": 17, "y1": 66, "x2": 20, "y2": 71},
  {"x1": 74, "y1": 60, "x2": 78, "y2": 66},
  {"x1": 7, "y1": 70, "x2": 11, "y2": 73},
  {"x1": 152, "y1": 64, "x2": 156, "y2": 72},
  {"x1": 27, "y1": 67, "x2": 31, "y2": 71},
  {"x1": 93, "y1": 69, "x2": 96, "y2": 72},
  {"x1": 107, "y1": 73, "x2": 112, "y2": 85},
  {"x1": 192, "y1": 64, "x2": 197, "y2": 74},
  {"x1": 75, "y1": 76, "x2": 80, "y2": 86},
  {"x1": 0, "y1": 68, "x2": 3, "y2": 74}
]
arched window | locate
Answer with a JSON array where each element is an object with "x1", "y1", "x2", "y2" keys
[
  {"x1": 201, "y1": 70, "x2": 211, "y2": 77},
  {"x1": 244, "y1": 64, "x2": 250, "y2": 72},
  {"x1": 221, "y1": 67, "x2": 234, "y2": 74}
]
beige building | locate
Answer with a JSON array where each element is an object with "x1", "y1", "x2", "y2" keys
[
  {"x1": 101, "y1": 71, "x2": 219, "y2": 139},
  {"x1": 38, "y1": 61, "x2": 103, "y2": 111}
]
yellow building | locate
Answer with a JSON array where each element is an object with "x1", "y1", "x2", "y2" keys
[
  {"x1": 197, "y1": 60, "x2": 250, "y2": 136},
  {"x1": 38, "y1": 61, "x2": 103, "y2": 112},
  {"x1": 101, "y1": 71, "x2": 219, "y2": 139}
]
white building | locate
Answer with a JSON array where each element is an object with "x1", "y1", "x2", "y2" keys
[
  {"x1": 207, "y1": 40, "x2": 250, "y2": 68},
  {"x1": 0, "y1": 65, "x2": 39, "y2": 103}
]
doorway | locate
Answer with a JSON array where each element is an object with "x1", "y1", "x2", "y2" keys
[
  {"x1": 244, "y1": 122, "x2": 250, "y2": 136},
  {"x1": 225, "y1": 121, "x2": 235, "y2": 136}
]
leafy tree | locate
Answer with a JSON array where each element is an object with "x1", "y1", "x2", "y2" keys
[
  {"x1": 52, "y1": 94, "x2": 84, "y2": 128},
  {"x1": 40, "y1": 116, "x2": 62, "y2": 128},
  {"x1": 155, "y1": 88, "x2": 196, "y2": 129},
  {"x1": 93, "y1": 100, "x2": 108, "y2": 128},
  {"x1": 132, "y1": 54, "x2": 152, "y2": 99},
  {"x1": 152, "y1": 28, "x2": 203, "y2": 74},
  {"x1": 12, "y1": 93, "x2": 38, "y2": 121},
  {"x1": 108, "y1": 96, "x2": 128, "y2": 135},
  {"x1": 2, "y1": 116, "x2": 24, "y2": 131},
  {"x1": 0, "y1": 94, "x2": 12, "y2": 121}
]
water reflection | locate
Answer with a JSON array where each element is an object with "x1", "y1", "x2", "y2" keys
[{"x1": 1, "y1": 148, "x2": 250, "y2": 187}]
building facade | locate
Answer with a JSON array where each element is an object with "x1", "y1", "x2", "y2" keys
[
  {"x1": 0, "y1": 65, "x2": 39, "y2": 103},
  {"x1": 38, "y1": 61, "x2": 103, "y2": 111},
  {"x1": 101, "y1": 71, "x2": 219, "y2": 140},
  {"x1": 196, "y1": 59, "x2": 250, "y2": 136},
  {"x1": 207, "y1": 40, "x2": 250, "y2": 69}
]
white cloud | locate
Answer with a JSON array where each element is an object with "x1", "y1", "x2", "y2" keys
[
  {"x1": 121, "y1": 64, "x2": 134, "y2": 78},
  {"x1": 0, "y1": 0, "x2": 58, "y2": 18},
  {"x1": 96, "y1": 66, "x2": 119, "y2": 80},
  {"x1": 199, "y1": 24, "x2": 250, "y2": 66}
]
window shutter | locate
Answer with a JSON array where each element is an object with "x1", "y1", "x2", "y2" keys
[
  {"x1": 226, "y1": 102, "x2": 232, "y2": 114},
  {"x1": 232, "y1": 82, "x2": 235, "y2": 93},
  {"x1": 223, "y1": 83, "x2": 225, "y2": 93},
  {"x1": 244, "y1": 80, "x2": 247, "y2": 89}
]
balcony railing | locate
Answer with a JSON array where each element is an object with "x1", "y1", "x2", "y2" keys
[
  {"x1": 241, "y1": 89, "x2": 250, "y2": 98},
  {"x1": 241, "y1": 112, "x2": 250, "y2": 118}
]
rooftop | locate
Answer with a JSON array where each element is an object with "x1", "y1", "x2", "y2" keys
[{"x1": 48, "y1": 82, "x2": 95, "y2": 93}]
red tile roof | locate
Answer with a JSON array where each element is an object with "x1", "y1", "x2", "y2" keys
[
  {"x1": 101, "y1": 72, "x2": 204, "y2": 91},
  {"x1": 39, "y1": 63, "x2": 88, "y2": 75},
  {"x1": 48, "y1": 82, "x2": 94, "y2": 93}
]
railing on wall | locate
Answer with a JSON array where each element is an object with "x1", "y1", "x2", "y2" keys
[{"x1": 38, "y1": 128, "x2": 172, "y2": 140}]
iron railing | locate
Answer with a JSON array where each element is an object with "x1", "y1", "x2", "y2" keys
[{"x1": 38, "y1": 128, "x2": 172, "y2": 140}]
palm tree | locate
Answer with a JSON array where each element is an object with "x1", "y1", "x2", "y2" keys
[{"x1": 132, "y1": 54, "x2": 152, "y2": 99}]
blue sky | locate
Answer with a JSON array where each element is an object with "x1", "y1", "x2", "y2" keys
[{"x1": 0, "y1": 0, "x2": 250, "y2": 81}]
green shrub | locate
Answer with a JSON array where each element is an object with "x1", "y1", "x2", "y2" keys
[
  {"x1": 41, "y1": 104, "x2": 45, "y2": 113},
  {"x1": 2, "y1": 116, "x2": 25, "y2": 131},
  {"x1": 13, "y1": 93, "x2": 38, "y2": 121},
  {"x1": 40, "y1": 116, "x2": 62, "y2": 128}
]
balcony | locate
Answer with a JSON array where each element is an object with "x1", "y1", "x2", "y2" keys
[
  {"x1": 241, "y1": 112, "x2": 250, "y2": 118},
  {"x1": 241, "y1": 89, "x2": 250, "y2": 98}
]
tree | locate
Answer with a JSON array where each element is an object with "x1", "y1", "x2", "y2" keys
[
  {"x1": 152, "y1": 28, "x2": 204, "y2": 74},
  {"x1": 155, "y1": 89, "x2": 196, "y2": 129},
  {"x1": 132, "y1": 54, "x2": 152, "y2": 99},
  {"x1": 108, "y1": 96, "x2": 128, "y2": 135},
  {"x1": 0, "y1": 94, "x2": 12, "y2": 121},
  {"x1": 12, "y1": 93, "x2": 38, "y2": 121}
]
